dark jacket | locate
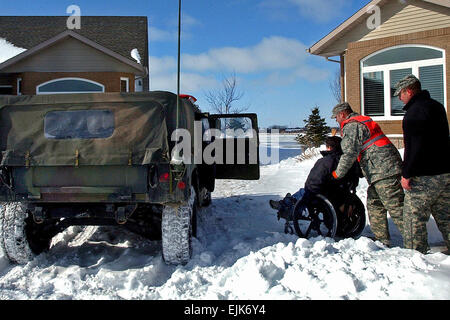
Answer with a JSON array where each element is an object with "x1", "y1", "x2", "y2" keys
[
  {"x1": 402, "y1": 90, "x2": 450, "y2": 178},
  {"x1": 305, "y1": 149, "x2": 362, "y2": 196}
]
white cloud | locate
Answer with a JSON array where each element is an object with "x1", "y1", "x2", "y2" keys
[
  {"x1": 288, "y1": 0, "x2": 348, "y2": 22},
  {"x1": 260, "y1": 0, "x2": 348, "y2": 23},
  {"x1": 149, "y1": 36, "x2": 328, "y2": 93},
  {"x1": 149, "y1": 27, "x2": 176, "y2": 42},
  {"x1": 182, "y1": 36, "x2": 308, "y2": 73},
  {"x1": 149, "y1": 56, "x2": 218, "y2": 93},
  {"x1": 150, "y1": 13, "x2": 201, "y2": 42},
  {"x1": 149, "y1": 56, "x2": 177, "y2": 74}
]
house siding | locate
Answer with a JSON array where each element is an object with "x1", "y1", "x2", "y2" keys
[
  {"x1": 345, "y1": 26, "x2": 450, "y2": 135},
  {"x1": 12, "y1": 72, "x2": 135, "y2": 95},
  {"x1": 2, "y1": 37, "x2": 142, "y2": 74},
  {"x1": 322, "y1": 0, "x2": 450, "y2": 56},
  {"x1": 361, "y1": 0, "x2": 450, "y2": 41}
]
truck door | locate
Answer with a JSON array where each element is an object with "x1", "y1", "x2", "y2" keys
[{"x1": 208, "y1": 113, "x2": 259, "y2": 180}]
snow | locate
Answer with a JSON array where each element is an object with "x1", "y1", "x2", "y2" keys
[
  {"x1": 0, "y1": 135, "x2": 449, "y2": 300},
  {"x1": 0, "y1": 38, "x2": 26, "y2": 64},
  {"x1": 131, "y1": 48, "x2": 141, "y2": 64}
]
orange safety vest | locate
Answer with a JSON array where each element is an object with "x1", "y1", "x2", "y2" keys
[{"x1": 341, "y1": 115, "x2": 392, "y2": 162}]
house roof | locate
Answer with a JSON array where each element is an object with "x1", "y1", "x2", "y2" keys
[
  {"x1": 0, "y1": 16, "x2": 148, "y2": 69},
  {"x1": 0, "y1": 30, "x2": 146, "y2": 75},
  {"x1": 307, "y1": 0, "x2": 450, "y2": 57}
]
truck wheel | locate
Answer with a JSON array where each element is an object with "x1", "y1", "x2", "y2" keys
[
  {"x1": 161, "y1": 187, "x2": 197, "y2": 265},
  {"x1": 0, "y1": 203, "x2": 52, "y2": 264}
]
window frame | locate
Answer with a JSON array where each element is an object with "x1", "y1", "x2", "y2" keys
[
  {"x1": 17, "y1": 78, "x2": 22, "y2": 95},
  {"x1": 36, "y1": 77, "x2": 105, "y2": 95},
  {"x1": 360, "y1": 44, "x2": 446, "y2": 121}
]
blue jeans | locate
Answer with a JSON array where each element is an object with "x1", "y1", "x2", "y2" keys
[{"x1": 292, "y1": 188, "x2": 306, "y2": 201}]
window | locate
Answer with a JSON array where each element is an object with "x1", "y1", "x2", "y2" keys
[
  {"x1": 216, "y1": 116, "x2": 254, "y2": 138},
  {"x1": 37, "y1": 78, "x2": 104, "y2": 94},
  {"x1": 0, "y1": 86, "x2": 13, "y2": 95},
  {"x1": 135, "y1": 78, "x2": 143, "y2": 92},
  {"x1": 390, "y1": 68, "x2": 412, "y2": 116},
  {"x1": 419, "y1": 65, "x2": 445, "y2": 106},
  {"x1": 120, "y1": 77, "x2": 129, "y2": 92},
  {"x1": 361, "y1": 45, "x2": 446, "y2": 119},
  {"x1": 363, "y1": 46, "x2": 443, "y2": 67},
  {"x1": 17, "y1": 78, "x2": 22, "y2": 95},
  {"x1": 363, "y1": 71, "x2": 384, "y2": 116},
  {"x1": 44, "y1": 110, "x2": 114, "y2": 139}
]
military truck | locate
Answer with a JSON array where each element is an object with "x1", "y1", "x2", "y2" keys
[{"x1": 0, "y1": 91, "x2": 259, "y2": 265}]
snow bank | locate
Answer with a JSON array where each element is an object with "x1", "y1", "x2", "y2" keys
[{"x1": 0, "y1": 136, "x2": 448, "y2": 300}]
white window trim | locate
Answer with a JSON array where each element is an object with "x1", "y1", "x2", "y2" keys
[
  {"x1": 36, "y1": 77, "x2": 105, "y2": 95},
  {"x1": 360, "y1": 45, "x2": 446, "y2": 121},
  {"x1": 17, "y1": 78, "x2": 22, "y2": 96},
  {"x1": 343, "y1": 54, "x2": 347, "y2": 102},
  {"x1": 120, "y1": 77, "x2": 129, "y2": 93}
]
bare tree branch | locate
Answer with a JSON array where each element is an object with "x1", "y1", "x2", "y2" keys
[
  {"x1": 329, "y1": 69, "x2": 342, "y2": 104},
  {"x1": 205, "y1": 73, "x2": 249, "y2": 114}
]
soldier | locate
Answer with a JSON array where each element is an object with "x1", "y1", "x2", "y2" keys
[
  {"x1": 331, "y1": 102, "x2": 404, "y2": 247},
  {"x1": 394, "y1": 74, "x2": 450, "y2": 254}
]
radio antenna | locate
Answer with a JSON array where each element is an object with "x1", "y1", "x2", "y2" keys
[
  {"x1": 176, "y1": 0, "x2": 181, "y2": 130},
  {"x1": 170, "y1": 0, "x2": 184, "y2": 169}
]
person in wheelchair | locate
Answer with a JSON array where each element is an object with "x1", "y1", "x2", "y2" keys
[{"x1": 269, "y1": 136, "x2": 364, "y2": 237}]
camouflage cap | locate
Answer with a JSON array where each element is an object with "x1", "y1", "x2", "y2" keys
[
  {"x1": 331, "y1": 102, "x2": 353, "y2": 119},
  {"x1": 393, "y1": 74, "x2": 420, "y2": 96}
]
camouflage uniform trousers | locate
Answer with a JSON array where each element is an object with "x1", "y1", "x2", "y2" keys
[
  {"x1": 403, "y1": 173, "x2": 450, "y2": 254},
  {"x1": 366, "y1": 175, "x2": 405, "y2": 247}
]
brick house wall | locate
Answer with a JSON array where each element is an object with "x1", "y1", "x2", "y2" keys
[
  {"x1": 11, "y1": 72, "x2": 136, "y2": 95},
  {"x1": 344, "y1": 26, "x2": 450, "y2": 135}
]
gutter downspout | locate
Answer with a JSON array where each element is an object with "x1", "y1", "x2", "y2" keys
[{"x1": 325, "y1": 55, "x2": 346, "y2": 103}]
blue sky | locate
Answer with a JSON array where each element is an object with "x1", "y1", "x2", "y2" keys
[{"x1": 1, "y1": 0, "x2": 372, "y2": 128}]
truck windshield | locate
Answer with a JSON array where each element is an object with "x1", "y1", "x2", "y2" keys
[{"x1": 44, "y1": 109, "x2": 114, "y2": 139}]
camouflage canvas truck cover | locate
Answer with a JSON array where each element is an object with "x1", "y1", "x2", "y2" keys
[{"x1": 0, "y1": 91, "x2": 260, "y2": 265}]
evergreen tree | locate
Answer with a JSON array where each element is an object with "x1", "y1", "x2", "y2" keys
[{"x1": 296, "y1": 107, "x2": 330, "y2": 148}]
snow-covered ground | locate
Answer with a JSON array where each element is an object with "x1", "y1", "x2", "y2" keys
[{"x1": 0, "y1": 135, "x2": 448, "y2": 300}]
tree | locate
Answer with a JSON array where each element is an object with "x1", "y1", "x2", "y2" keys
[
  {"x1": 228, "y1": 118, "x2": 248, "y2": 131},
  {"x1": 205, "y1": 73, "x2": 249, "y2": 114},
  {"x1": 329, "y1": 68, "x2": 342, "y2": 104},
  {"x1": 296, "y1": 107, "x2": 330, "y2": 148}
]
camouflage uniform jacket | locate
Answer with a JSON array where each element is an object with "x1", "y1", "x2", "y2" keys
[{"x1": 335, "y1": 112, "x2": 402, "y2": 185}]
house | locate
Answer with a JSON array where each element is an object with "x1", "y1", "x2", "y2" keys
[
  {"x1": 308, "y1": 0, "x2": 450, "y2": 147},
  {"x1": 0, "y1": 16, "x2": 148, "y2": 96}
]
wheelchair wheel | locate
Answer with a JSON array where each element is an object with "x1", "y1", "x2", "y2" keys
[
  {"x1": 335, "y1": 193, "x2": 366, "y2": 239},
  {"x1": 293, "y1": 194, "x2": 337, "y2": 239}
]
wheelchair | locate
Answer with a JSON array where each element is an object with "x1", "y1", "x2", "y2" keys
[{"x1": 290, "y1": 189, "x2": 366, "y2": 239}]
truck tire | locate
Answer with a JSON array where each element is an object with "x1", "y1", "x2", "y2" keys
[
  {"x1": 0, "y1": 203, "x2": 52, "y2": 264},
  {"x1": 161, "y1": 187, "x2": 197, "y2": 265}
]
